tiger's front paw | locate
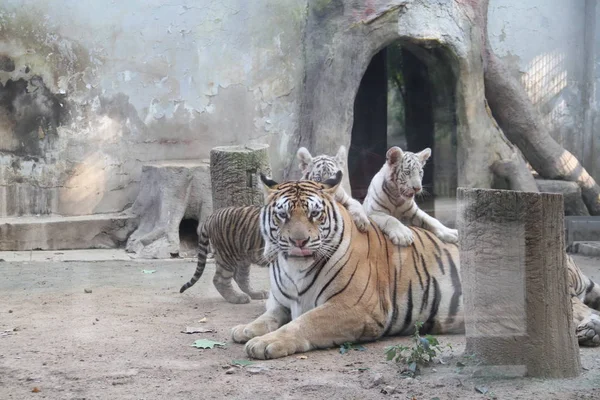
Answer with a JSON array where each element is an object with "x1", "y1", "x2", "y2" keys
[
  {"x1": 435, "y1": 227, "x2": 459, "y2": 244},
  {"x1": 231, "y1": 319, "x2": 278, "y2": 344},
  {"x1": 245, "y1": 332, "x2": 310, "y2": 360},
  {"x1": 386, "y1": 224, "x2": 414, "y2": 246}
]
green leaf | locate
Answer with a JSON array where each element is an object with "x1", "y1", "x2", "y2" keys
[
  {"x1": 408, "y1": 361, "x2": 417, "y2": 373},
  {"x1": 386, "y1": 348, "x2": 397, "y2": 361},
  {"x1": 142, "y1": 269, "x2": 156, "y2": 274},
  {"x1": 191, "y1": 339, "x2": 226, "y2": 349},
  {"x1": 231, "y1": 359, "x2": 254, "y2": 366},
  {"x1": 340, "y1": 342, "x2": 366, "y2": 354}
]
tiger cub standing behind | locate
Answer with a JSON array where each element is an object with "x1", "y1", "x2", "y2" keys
[
  {"x1": 179, "y1": 146, "x2": 369, "y2": 304},
  {"x1": 297, "y1": 145, "x2": 369, "y2": 232},
  {"x1": 362, "y1": 146, "x2": 458, "y2": 246}
]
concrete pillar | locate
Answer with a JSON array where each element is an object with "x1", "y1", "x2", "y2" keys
[
  {"x1": 210, "y1": 144, "x2": 272, "y2": 210},
  {"x1": 457, "y1": 187, "x2": 581, "y2": 378}
]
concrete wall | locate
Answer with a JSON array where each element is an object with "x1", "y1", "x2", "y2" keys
[
  {"x1": 0, "y1": 0, "x2": 594, "y2": 219},
  {"x1": 489, "y1": 0, "x2": 596, "y2": 177},
  {"x1": 0, "y1": 0, "x2": 306, "y2": 217}
]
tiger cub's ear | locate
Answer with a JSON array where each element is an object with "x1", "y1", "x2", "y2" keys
[
  {"x1": 320, "y1": 170, "x2": 342, "y2": 195},
  {"x1": 260, "y1": 173, "x2": 279, "y2": 194},
  {"x1": 417, "y1": 148, "x2": 432, "y2": 165},
  {"x1": 296, "y1": 147, "x2": 313, "y2": 173},
  {"x1": 386, "y1": 146, "x2": 404, "y2": 165},
  {"x1": 335, "y1": 145, "x2": 347, "y2": 168}
]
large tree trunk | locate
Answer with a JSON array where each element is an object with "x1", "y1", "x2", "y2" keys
[
  {"x1": 294, "y1": 0, "x2": 537, "y2": 195},
  {"x1": 478, "y1": 0, "x2": 600, "y2": 215}
]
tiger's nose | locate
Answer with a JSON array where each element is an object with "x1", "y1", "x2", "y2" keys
[
  {"x1": 291, "y1": 238, "x2": 309, "y2": 248},
  {"x1": 413, "y1": 186, "x2": 422, "y2": 192}
]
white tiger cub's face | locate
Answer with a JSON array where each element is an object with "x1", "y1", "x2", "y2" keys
[
  {"x1": 385, "y1": 146, "x2": 431, "y2": 199},
  {"x1": 296, "y1": 145, "x2": 346, "y2": 182}
]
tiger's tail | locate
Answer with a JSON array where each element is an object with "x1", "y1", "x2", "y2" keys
[{"x1": 179, "y1": 218, "x2": 211, "y2": 293}]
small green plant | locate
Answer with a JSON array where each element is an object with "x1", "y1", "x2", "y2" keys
[
  {"x1": 339, "y1": 341, "x2": 366, "y2": 354},
  {"x1": 384, "y1": 321, "x2": 450, "y2": 377}
]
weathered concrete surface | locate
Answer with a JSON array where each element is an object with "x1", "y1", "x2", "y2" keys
[
  {"x1": 0, "y1": 213, "x2": 137, "y2": 251},
  {"x1": 125, "y1": 160, "x2": 212, "y2": 259},
  {"x1": 0, "y1": 0, "x2": 306, "y2": 218},
  {"x1": 536, "y1": 179, "x2": 590, "y2": 216},
  {"x1": 489, "y1": 0, "x2": 597, "y2": 179},
  {"x1": 458, "y1": 188, "x2": 581, "y2": 378},
  {"x1": 0, "y1": 0, "x2": 596, "y2": 220}
]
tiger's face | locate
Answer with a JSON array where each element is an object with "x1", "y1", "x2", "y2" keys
[
  {"x1": 385, "y1": 146, "x2": 431, "y2": 199},
  {"x1": 297, "y1": 145, "x2": 346, "y2": 182},
  {"x1": 259, "y1": 172, "x2": 343, "y2": 259}
]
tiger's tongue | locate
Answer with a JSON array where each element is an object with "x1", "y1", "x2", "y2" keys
[{"x1": 288, "y1": 248, "x2": 313, "y2": 257}]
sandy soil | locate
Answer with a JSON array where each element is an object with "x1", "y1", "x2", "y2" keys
[{"x1": 1, "y1": 254, "x2": 600, "y2": 400}]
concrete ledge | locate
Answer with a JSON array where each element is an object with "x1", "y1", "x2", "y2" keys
[
  {"x1": 0, "y1": 249, "x2": 198, "y2": 262},
  {"x1": 565, "y1": 216, "x2": 600, "y2": 246},
  {"x1": 0, "y1": 213, "x2": 138, "y2": 251},
  {"x1": 569, "y1": 242, "x2": 600, "y2": 258}
]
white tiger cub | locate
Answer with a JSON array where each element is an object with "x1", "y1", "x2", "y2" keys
[
  {"x1": 297, "y1": 145, "x2": 370, "y2": 232},
  {"x1": 362, "y1": 146, "x2": 458, "y2": 246}
]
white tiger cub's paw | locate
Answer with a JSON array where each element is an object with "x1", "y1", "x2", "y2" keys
[
  {"x1": 350, "y1": 209, "x2": 370, "y2": 233},
  {"x1": 434, "y1": 227, "x2": 459, "y2": 244},
  {"x1": 386, "y1": 223, "x2": 414, "y2": 246},
  {"x1": 576, "y1": 315, "x2": 600, "y2": 347}
]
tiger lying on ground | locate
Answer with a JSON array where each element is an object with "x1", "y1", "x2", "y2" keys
[
  {"x1": 362, "y1": 146, "x2": 458, "y2": 246},
  {"x1": 568, "y1": 254, "x2": 600, "y2": 345},
  {"x1": 179, "y1": 146, "x2": 369, "y2": 304},
  {"x1": 231, "y1": 172, "x2": 600, "y2": 359}
]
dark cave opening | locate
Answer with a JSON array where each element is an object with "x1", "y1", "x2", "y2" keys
[
  {"x1": 348, "y1": 42, "x2": 458, "y2": 222},
  {"x1": 178, "y1": 218, "x2": 199, "y2": 257}
]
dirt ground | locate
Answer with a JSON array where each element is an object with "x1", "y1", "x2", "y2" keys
[{"x1": 1, "y1": 254, "x2": 600, "y2": 400}]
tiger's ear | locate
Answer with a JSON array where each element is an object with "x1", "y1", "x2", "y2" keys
[
  {"x1": 386, "y1": 146, "x2": 403, "y2": 165},
  {"x1": 417, "y1": 148, "x2": 431, "y2": 165},
  {"x1": 260, "y1": 173, "x2": 279, "y2": 194},
  {"x1": 335, "y1": 145, "x2": 347, "y2": 168},
  {"x1": 296, "y1": 147, "x2": 313, "y2": 173},
  {"x1": 320, "y1": 170, "x2": 342, "y2": 195}
]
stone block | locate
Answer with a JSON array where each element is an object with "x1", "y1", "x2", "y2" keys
[
  {"x1": 457, "y1": 187, "x2": 581, "y2": 378},
  {"x1": 0, "y1": 213, "x2": 137, "y2": 251},
  {"x1": 125, "y1": 160, "x2": 212, "y2": 259}
]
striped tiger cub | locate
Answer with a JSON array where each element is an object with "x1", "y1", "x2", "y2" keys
[
  {"x1": 231, "y1": 172, "x2": 600, "y2": 359},
  {"x1": 179, "y1": 146, "x2": 368, "y2": 304},
  {"x1": 363, "y1": 146, "x2": 458, "y2": 246}
]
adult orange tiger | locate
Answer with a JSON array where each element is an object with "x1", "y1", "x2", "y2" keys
[{"x1": 231, "y1": 172, "x2": 600, "y2": 359}]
